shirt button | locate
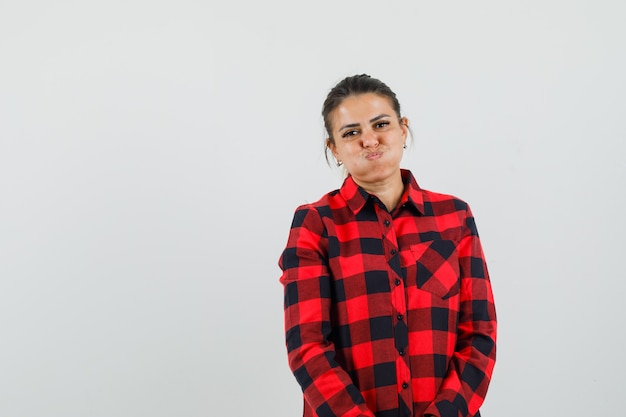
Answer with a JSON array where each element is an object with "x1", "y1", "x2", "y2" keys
[
  {"x1": 397, "y1": 314, "x2": 403, "y2": 321},
  {"x1": 384, "y1": 220, "x2": 390, "y2": 227},
  {"x1": 390, "y1": 249, "x2": 397, "y2": 255},
  {"x1": 402, "y1": 382, "x2": 409, "y2": 389},
  {"x1": 399, "y1": 349, "x2": 405, "y2": 356},
  {"x1": 395, "y1": 279, "x2": 401, "y2": 286}
]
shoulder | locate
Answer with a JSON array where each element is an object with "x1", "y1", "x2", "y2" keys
[
  {"x1": 418, "y1": 187, "x2": 481, "y2": 237},
  {"x1": 404, "y1": 170, "x2": 471, "y2": 215},
  {"x1": 419, "y1": 187, "x2": 471, "y2": 214},
  {"x1": 291, "y1": 188, "x2": 340, "y2": 219}
]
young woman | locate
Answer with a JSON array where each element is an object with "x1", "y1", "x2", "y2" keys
[{"x1": 279, "y1": 74, "x2": 496, "y2": 417}]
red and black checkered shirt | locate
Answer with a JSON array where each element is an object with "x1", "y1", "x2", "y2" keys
[{"x1": 279, "y1": 170, "x2": 496, "y2": 417}]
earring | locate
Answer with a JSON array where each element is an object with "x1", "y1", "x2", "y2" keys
[
  {"x1": 336, "y1": 160, "x2": 343, "y2": 167},
  {"x1": 403, "y1": 144, "x2": 407, "y2": 149}
]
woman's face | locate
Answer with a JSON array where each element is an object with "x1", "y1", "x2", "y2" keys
[{"x1": 329, "y1": 93, "x2": 408, "y2": 188}]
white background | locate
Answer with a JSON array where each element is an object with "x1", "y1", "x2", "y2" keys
[{"x1": 1, "y1": 1, "x2": 625, "y2": 416}]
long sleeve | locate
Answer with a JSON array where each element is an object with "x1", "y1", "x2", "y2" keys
[
  {"x1": 423, "y1": 207, "x2": 497, "y2": 417},
  {"x1": 279, "y1": 206, "x2": 376, "y2": 417}
]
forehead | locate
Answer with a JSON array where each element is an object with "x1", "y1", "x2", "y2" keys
[{"x1": 331, "y1": 93, "x2": 396, "y2": 128}]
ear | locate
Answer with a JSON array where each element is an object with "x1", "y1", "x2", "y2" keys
[
  {"x1": 327, "y1": 138, "x2": 338, "y2": 159},
  {"x1": 400, "y1": 117, "x2": 409, "y2": 141}
]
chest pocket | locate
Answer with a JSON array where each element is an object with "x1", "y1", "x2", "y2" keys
[{"x1": 408, "y1": 239, "x2": 460, "y2": 299}]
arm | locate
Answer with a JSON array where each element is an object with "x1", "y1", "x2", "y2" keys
[
  {"x1": 423, "y1": 206, "x2": 497, "y2": 417},
  {"x1": 279, "y1": 206, "x2": 375, "y2": 417}
]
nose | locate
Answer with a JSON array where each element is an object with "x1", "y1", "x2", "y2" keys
[{"x1": 361, "y1": 128, "x2": 379, "y2": 148}]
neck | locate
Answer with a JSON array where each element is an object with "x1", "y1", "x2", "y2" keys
[{"x1": 356, "y1": 171, "x2": 404, "y2": 212}]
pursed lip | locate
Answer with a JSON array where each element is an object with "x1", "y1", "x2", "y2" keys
[{"x1": 365, "y1": 151, "x2": 383, "y2": 160}]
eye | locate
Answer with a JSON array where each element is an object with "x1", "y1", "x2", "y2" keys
[
  {"x1": 341, "y1": 129, "x2": 359, "y2": 138},
  {"x1": 375, "y1": 121, "x2": 390, "y2": 129}
]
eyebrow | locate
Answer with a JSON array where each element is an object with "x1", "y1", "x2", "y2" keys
[{"x1": 339, "y1": 114, "x2": 392, "y2": 131}]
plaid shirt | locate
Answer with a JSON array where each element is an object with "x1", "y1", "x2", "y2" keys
[{"x1": 279, "y1": 170, "x2": 496, "y2": 417}]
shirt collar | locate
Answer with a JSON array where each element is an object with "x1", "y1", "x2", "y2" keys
[{"x1": 339, "y1": 169, "x2": 425, "y2": 215}]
